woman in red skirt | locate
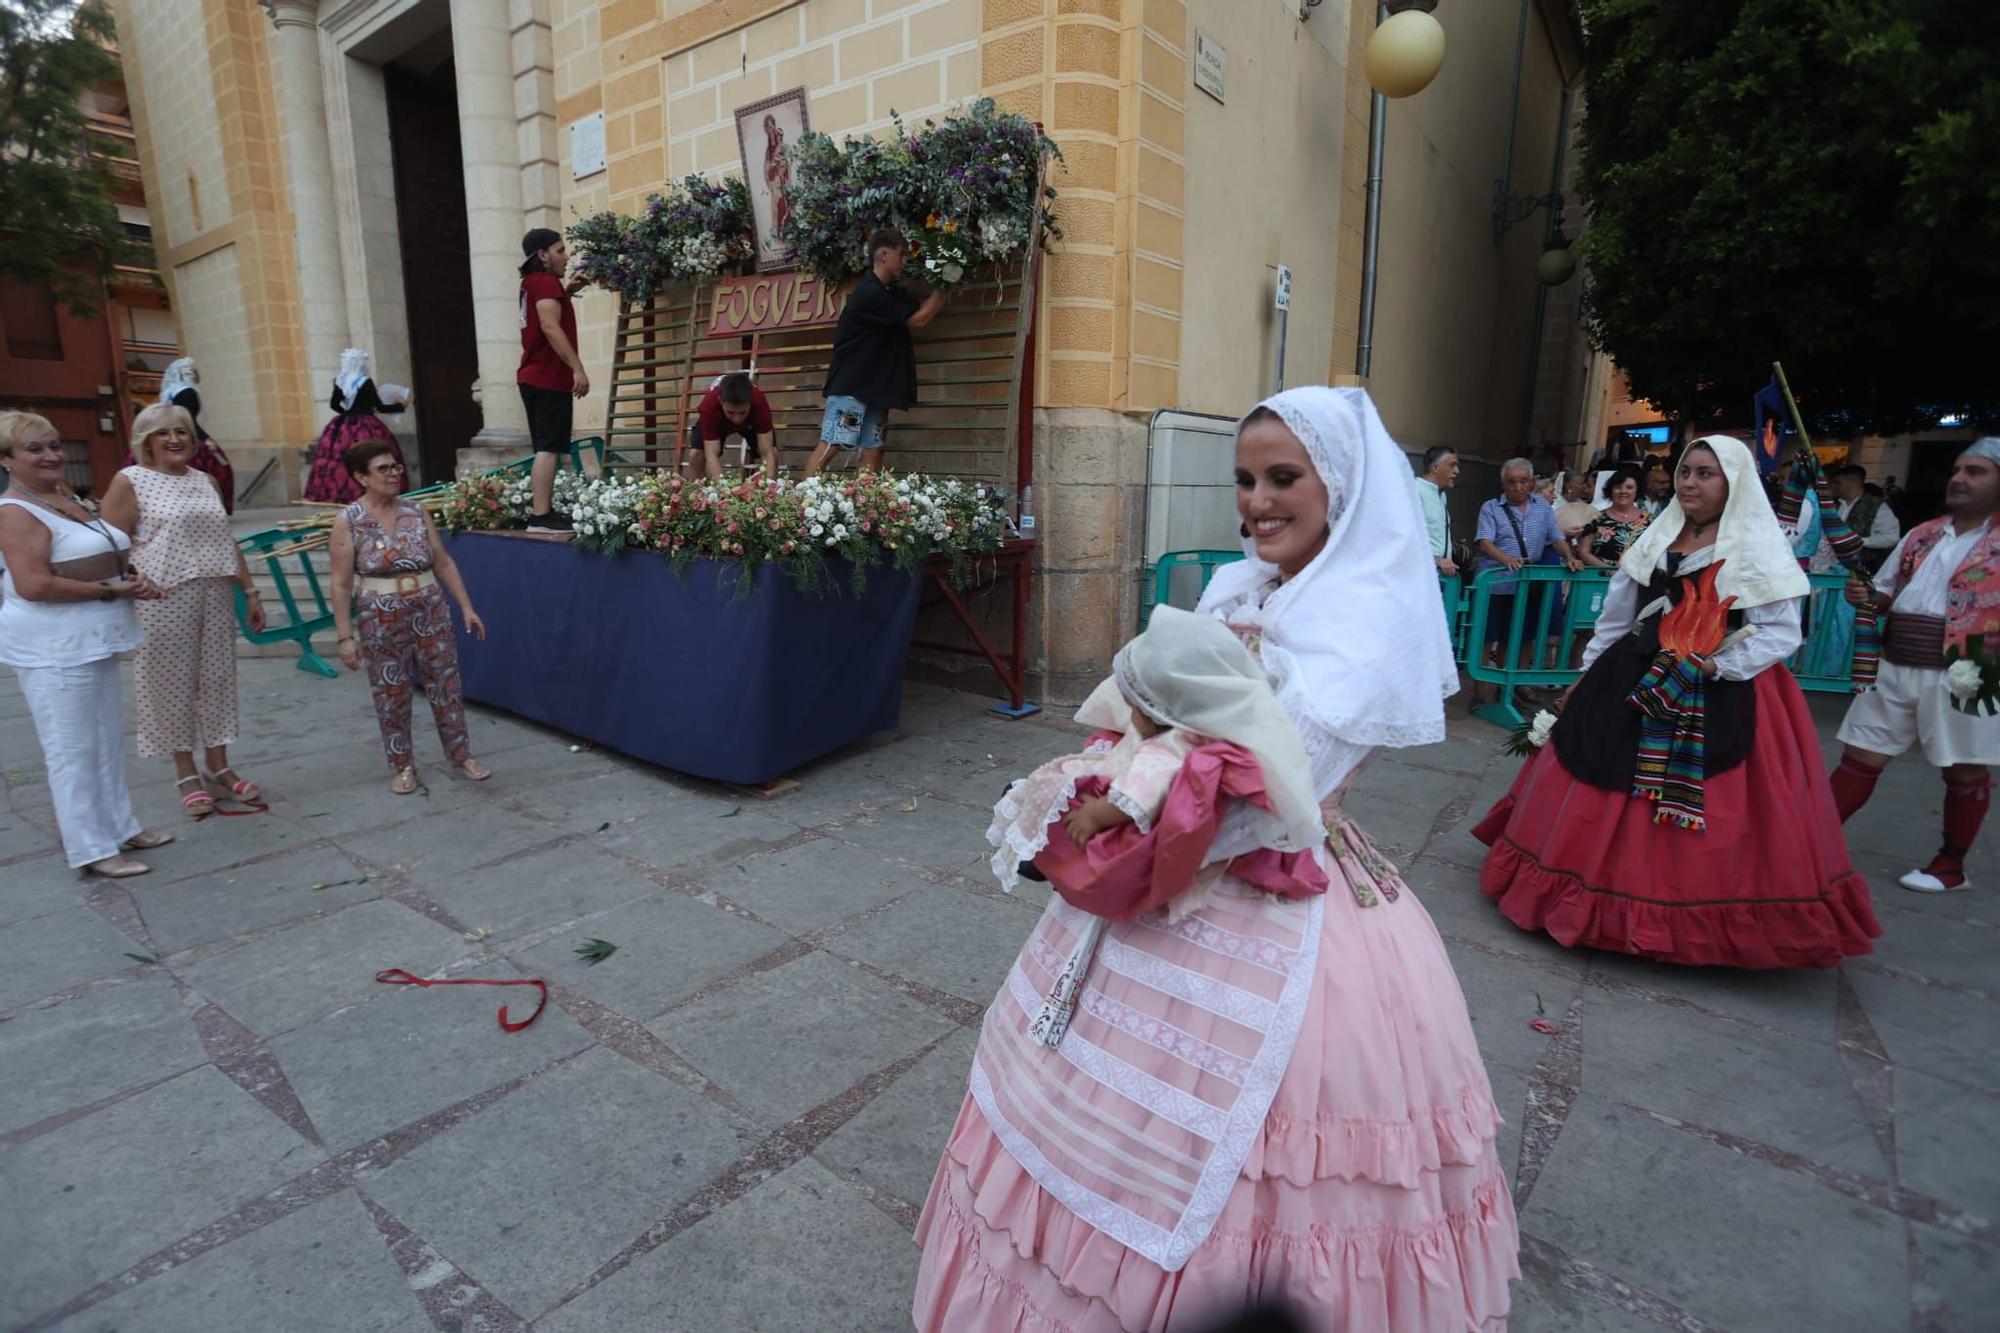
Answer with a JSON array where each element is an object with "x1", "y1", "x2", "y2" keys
[
  {"x1": 304, "y1": 348, "x2": 408, "y2": 504},
  {"x1": 1474, "y1": 433, "x2": 1880, "y2": 968}
]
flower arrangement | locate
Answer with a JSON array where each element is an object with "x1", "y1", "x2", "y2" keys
[
  {"x1": 567, "y1": 174, "x2": 755, "y2": 305},
  {"x1": 893, "y1": 101, "x2": 1060, "y2": 269},
  {"x1": 1944, "y1": 636, "x2": 2000, "y2": 715},
  {"x1": 779, "y1": 99, "x2": 1061, "y2": 287},
  {"x1": 645, "y1": 174, "x2": 755, "y2": 280},
  {"x1": 912, "y1": 213, "x2": 975, "y2": 289},
  {"x1": 434, "y1": 469, "x2": 1008, "y2": 595},
  {"x1": 569, "y1": 102, "x2": 1057, "y2": 302},
  {"x1": 566, "y1": 210, "x2": 665, "y2": 306},
  {"x1": 776, "y1": 129, "x2": 911, "y2": 285},
  {"x1": 1503, "y1": 708, "x2": 1558, "y2": 757},
  {"x1": 433, "y1": 474, "x2": 519, "y2": 532}
]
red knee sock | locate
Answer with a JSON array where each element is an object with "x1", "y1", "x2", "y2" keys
[
  {"x1": 1934, "y1": 774, "x2": 1993, "y2": 874},
  {"x1": 1831, "y1": 757, "x2": 1883, "y2": 823}
]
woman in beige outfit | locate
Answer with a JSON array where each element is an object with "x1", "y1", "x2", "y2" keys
[{"x1": 101, "y1": 404, "x2": 268, "y2": 815}]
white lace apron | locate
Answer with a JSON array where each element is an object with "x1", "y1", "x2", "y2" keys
[{"x1": 969, "y1": 869, "x2": 1324, "y2": 1272}]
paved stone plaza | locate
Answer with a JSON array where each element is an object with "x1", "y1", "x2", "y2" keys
[{"x1": 2, "y1": 658, "x2": 1994, "y2": 1331}]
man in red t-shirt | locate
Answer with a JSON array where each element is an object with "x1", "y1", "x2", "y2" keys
[
  {"x1": 517, "y1": 228, "x2": 589, "y2": 533},
  {"x1": 695, "y1": 372, "x2": 776, "y2": 479}
]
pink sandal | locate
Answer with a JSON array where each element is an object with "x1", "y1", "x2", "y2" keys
[
  {"x1": 177, "y1": 775, "x2": 215, "y2": 816},
  {"x1": 205, "y1": 766, "x2": 262, "y2": 803}
]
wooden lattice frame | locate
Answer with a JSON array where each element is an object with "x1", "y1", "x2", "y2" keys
[{"x1": 600, "y1": 182, "x2": 1047, "y2": 489}]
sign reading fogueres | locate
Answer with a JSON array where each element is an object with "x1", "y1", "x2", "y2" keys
[{"x1": 706, "y1": 271, "x2": 847, "y2": 336}]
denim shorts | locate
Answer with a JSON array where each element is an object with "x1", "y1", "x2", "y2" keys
[{"x1": 819, "y1": 394, "x2": 888, "y2": 451}]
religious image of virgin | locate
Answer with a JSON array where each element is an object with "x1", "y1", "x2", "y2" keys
[{"x1": 763, "y1": 114, "x2": 793, "y2": 237}]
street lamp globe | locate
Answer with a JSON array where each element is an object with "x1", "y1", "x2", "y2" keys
[
  {"x1": 1364, "y1": 9, "x2": 1447, "y2": 98},
  {"x1": 1535, "y1": 243, "x2": 1578, "y2": 287}
]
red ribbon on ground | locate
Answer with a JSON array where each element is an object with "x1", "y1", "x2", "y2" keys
[
  {"x1": 191, "y1": 799, "x2": 269, "y2": 821},
  {"x1": 374, "y1": 967, "x2": 549, "y2": 1032}
]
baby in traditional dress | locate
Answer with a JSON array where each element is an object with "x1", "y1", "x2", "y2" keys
[
  {"x1": 987, "y1": 607, "x2": 1326, "y2": 1042},
  {"x1": 987, "y1": 673, "x2": 1198, "y2": 895}
]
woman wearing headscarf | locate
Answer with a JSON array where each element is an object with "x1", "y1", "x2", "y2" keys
[
  {"x1": 913, "y1": 388, "x2": 1517, "y2": 1332},
  {"x1": 304, "y1": 348, "x2": 410, "y2": 504},
  {"x1": 1474, "y1": 435, "x2": 1879, "y2": 968},
  {"x1": 127, "y1": 357, "x2": 236, "y2": 512}
]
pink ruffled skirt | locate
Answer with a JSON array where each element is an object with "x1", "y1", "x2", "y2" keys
[{"x1": 913, "y1": 869, "x2": 1520, "y2": 1331}]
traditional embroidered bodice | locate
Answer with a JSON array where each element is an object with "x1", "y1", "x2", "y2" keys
[{"x1": 1894, "y1": 515, "x2": 2000, "y2": 652}]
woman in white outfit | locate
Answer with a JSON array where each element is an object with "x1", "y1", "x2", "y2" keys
[{"x1": 0, "y1": 412, "x2": 174, "y2": 877}]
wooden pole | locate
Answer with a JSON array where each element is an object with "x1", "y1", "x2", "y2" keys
[{"x1": 1771, "y1": 360, "x2": 1813, "y2": 455}]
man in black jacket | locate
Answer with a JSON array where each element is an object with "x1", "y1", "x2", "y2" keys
[{"x1": 805, "y1": 228, "x2": 945, "y2": 478}]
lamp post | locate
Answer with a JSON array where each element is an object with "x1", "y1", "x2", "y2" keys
[
  {"x1": 1364, "y1": 5, "x2": 1447, "y2": 98},
  {"x1": 1347, "y1": 1, "x2": 1445, "y2": 379}
]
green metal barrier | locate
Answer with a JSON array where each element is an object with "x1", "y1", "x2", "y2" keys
[
  {"x1": 234, "y1": 436, "x2": 607, "y2": 673},
  {"x1": 1465, "y1": 564, "x2": 1856, "y2": 730},
  {"x1": 1790, "y1": 571, "x2": 1861, "y2": 693},
  {"x1": 235, "y1": 525, "x2": 338, "y2": 678},
  {"x1": 1140, "y1": 549, "x2": 1244, "y2": 627},
  {"x1": 1464, "y1": 565, "x2": 1608, "y2": 730},
  {"x1": 1438, "y1": 572, "x2": 1473, "y2": 662}
]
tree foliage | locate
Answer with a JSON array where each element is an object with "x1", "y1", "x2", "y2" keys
[
  {"x1": 0, "y1": 0, "x2": 141, "y2": 313},
  {"x1": 1576, "y1": 0, "x2": 2000, "y2": 434}
]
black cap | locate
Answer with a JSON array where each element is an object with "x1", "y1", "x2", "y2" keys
[{"x1": 522, "y1": 227, "x2": 561, "y2": 257}]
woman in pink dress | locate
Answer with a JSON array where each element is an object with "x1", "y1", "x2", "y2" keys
[{"x1": 912, "y1": 387, "x2": 1518, "y2": 1331}]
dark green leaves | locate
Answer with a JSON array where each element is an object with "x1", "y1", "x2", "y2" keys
[
  {"x1": 0, "y1": 2, "x2": 146, "y2": 313},
  {"x1": 1575, "y1": 0, "x2": 2000, "y2": 433}
]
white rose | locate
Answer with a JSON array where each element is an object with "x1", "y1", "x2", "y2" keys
[
  {"x1": 1945, "y1": 658, "x2": 1983, "y2": 700},
  {"x1": 1527, "y1": 709, "x2": 1557, "y2": 748}
]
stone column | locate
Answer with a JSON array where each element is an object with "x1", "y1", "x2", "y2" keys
[
  {"x1": 260, "y1": 0, "x2": 348, "y2": 428},
  {"x1": 450, "y1": 0, "x2": 530, "y2": 449}
]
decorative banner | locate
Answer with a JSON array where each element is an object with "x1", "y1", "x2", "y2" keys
[{"x1": 707, "y1": 270, "x2": 846, "y2": 336}]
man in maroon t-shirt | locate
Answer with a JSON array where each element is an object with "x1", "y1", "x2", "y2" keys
[
  {"x1": 517, "y1": 228, "x2": 589, "y2": 533},
  {"x1": 695, "y1": 372, "x2": 776, "y2": 479}
]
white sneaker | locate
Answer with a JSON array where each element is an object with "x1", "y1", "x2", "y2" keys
[{"x1": 1899, "y1": 867, "x2": 1970, "y2": 893}]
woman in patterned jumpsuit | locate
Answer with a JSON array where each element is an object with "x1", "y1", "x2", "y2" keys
[{"x1": 328, "y1": 439, "x2": 491, "y2": 793}]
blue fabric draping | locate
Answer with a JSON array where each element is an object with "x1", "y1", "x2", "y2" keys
[{"x1": 443, "y1": 533, "x2": 922, "y2": 783}]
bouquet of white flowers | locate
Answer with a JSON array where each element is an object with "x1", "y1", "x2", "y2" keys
[
  {"x1": 1943, "y1": 636, "x2": 2000, "y2": 716},
  {"x1": 1503, "y1": 708, "x2": 1559, "y2": 757}
]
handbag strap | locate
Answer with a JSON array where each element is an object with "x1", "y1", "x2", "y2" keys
[{"x1": 1500, "y1": 500, "x2": 1531, "y2": 559}]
